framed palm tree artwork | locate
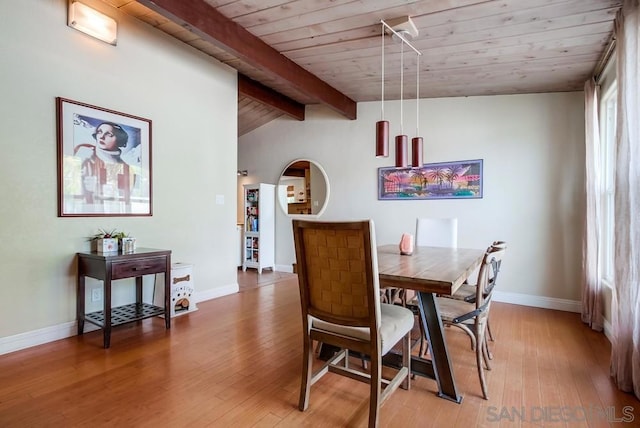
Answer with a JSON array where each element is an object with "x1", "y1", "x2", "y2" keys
[{"x1": 378, "y1": 159, "x2": 483, "y2": 200}]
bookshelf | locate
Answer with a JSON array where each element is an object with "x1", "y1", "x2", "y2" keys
[{"x1": 242, "y1": 183, "x2": 275, "y2": 273}]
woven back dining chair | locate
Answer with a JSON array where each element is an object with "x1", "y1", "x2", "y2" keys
[{"x1": 293, "y1": 219, "x2": 414, "y2": 428}]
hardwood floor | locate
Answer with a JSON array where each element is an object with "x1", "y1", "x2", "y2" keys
[
  {"x1": 237, "y1": 269, "x2": 296, "y2": 292},
  {"x1": 0, "y1": 273, "x2": 636, "y2": 427}
]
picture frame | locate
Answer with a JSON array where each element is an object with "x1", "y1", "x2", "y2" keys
[
  {"x1": 378, "y1": 159, "x2": 483, "y2": 200},
  {"x1": 56, "y1": 97, "x2": 152, "y2": 216}
]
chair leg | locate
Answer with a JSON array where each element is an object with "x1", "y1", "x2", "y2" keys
[
  {"x1": 449, "y1": 322, "x2": 476, "y2": 351},
  {"x1": 476, "y1": 326, "x2": 489, "y2": 400},
  {"x1": 417, "y1": 315, "x2": 429, "y2": 358},
  {"x1": 299, "y1": 335, "x2": 314, "y2": 411},
  {"x1": 369, "y1": 355, "x2": 382, "y2": 428},
  {"x1": 482, "y1": 337, "x2": 492, "y2": 370},
  {"x1": 484, "y1": 334, "x2": 493, "y2": 362},
  {"x1": 487, "y1": 318, "x2": 494, "y2": 342},
  {"x1": 402, "y1": 332, "x2": 411, "y2": 390},
  {"x1": 456, "y1": 322, "x2": 477, "y2": 351}
]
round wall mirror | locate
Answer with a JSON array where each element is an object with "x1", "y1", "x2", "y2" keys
[{"x1": 277, "y1": 159, "x2": 330, "y2": 217}]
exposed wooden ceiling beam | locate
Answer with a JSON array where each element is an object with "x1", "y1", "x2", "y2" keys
[
  {"x1": 136, "y1": 0, "x2": 357, "y2": 120},
  {"x1": 238, "y1": 74, "x2": 304, "y2": 121}
]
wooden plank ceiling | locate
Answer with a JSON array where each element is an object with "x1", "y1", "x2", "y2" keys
[{"x1": 101, "y1": 0, "x2": 621, "y2": 135}]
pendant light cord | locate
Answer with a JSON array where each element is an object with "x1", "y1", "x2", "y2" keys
[
  {"x1": 381, "y1": 24, "x2": 385, "y2": 121},
  {"x1": 379, "y1": 19, "x2": 422, "y2": 136},
  {"x1": 400, "y1": 41, "x2": 404, "y2": 135},
  {"x1": 416, "y1": 53, "x2": 419, "y2": 136}
]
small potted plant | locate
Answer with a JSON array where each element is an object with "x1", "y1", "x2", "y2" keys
[{"x1": 90, "y1": 228, "x2": 124, "y2": 253}]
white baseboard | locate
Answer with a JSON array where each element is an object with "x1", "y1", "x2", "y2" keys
[
  {"x1": 0, "y1": 283, "x2": 239, "y2": 356},
  {"x1": 193, "y1": 283, "x2": 238, "y2": 303},
  {"x1": 493, "y1": 291, "x2": 581, "y2": 313},
  {"x1": 0, "y1": 321, "x2": 99, "y2": 356},
  {"x1": 274, "y1": 264, "x2": 294, "y2": 273}
]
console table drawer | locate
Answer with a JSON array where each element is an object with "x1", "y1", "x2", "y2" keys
[{"x1": 111, "y1": 256, "x2": 167, "y2": 279}]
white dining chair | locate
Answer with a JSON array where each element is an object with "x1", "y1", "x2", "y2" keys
[{"x1": 415, "y1": 218, "x2": 458, "y2": 248}]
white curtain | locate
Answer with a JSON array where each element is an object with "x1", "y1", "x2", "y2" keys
[
  {"x1": 611, "y1": 0, "x2": 640, "y2": 400},
  {"x1": 581, "y1": 78, "x2": 604, "y2": 331}
]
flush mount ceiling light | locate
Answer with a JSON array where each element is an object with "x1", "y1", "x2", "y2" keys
[
  {"x1": 384, "y1": 16, "x2": 419, "y2": 42},
  {"x1": 68, "y1": 1, "x2": 118, "y2": 45}
]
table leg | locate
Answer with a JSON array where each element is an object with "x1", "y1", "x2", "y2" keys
[
  {"x1": 103, "y1": 280, "x2": 111, "y2": 349},
  {"x1": 136, "y1": 276, "x2": 143, "y2": 305},
  {"x1": 77, "y1": 275, "x2": 85, "y2": 335},
  {"x1": 417, "y1": 291, "x2": 462, "y2": 403},
  {"x1": 164, "y1": 265, "x2": 171, "y2": 330}
]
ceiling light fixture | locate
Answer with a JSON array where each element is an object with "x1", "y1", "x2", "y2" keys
[
  {"x1": 384, "y1": 16, "x2": 419, "y2": 42},
  {"x1": 237, "y1": 170, "x2": 248, "y2": 176},
  {"x1": 68, "y1": 1, "x2": 118, "y2": 45},
  {"x1": 380, "y1": 19, "x2": 422, "y2": 168}
]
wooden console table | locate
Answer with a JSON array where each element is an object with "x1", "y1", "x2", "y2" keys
[{"x1": 77, "y1": 248, "x2": 172, "y2": 348}]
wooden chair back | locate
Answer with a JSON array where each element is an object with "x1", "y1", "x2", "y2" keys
[
  {"x1": 293, "y1": 219, "x2": 412, "y2": 427},
  {"x1": 293, "y1": 219, "x2": 381, "y2": 331},
  {"x1": 474, "y1": 244, "x2": 507, "y2": 311}
]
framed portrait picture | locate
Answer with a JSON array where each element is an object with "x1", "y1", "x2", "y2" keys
[
  {"x1": 56, "y1": 97, "x2": 152, "y2": 216},
  {"x1": 378, "y1": 159, "x2": 483, "y2": 200}
]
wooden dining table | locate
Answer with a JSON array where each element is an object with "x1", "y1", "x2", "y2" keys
[{"x1": 377, "y1": 244, "x2": 485, "y2": 403}]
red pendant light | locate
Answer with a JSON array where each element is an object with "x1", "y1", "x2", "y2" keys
[
  {"x1": 411, "y1": 137, "x2": 423, "y2": 167},
  {"x1": 396, "y1": 135, "x2": 408, "y2": 167},
  {"x1": 376, "y1": 121, "x2": 389, "y2": 157}
]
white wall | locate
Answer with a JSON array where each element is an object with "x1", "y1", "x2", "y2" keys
[
  {"x1": 239, "y1": 93, "x2": 586, "y2": 306},
  {"x1": 0, "y1": 0, "x2": 239, "y2": 352}
]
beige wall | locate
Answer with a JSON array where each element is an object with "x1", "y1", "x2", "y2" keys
[
  {"x1": 0, "y1": 0, "x2": 239, "y2": 351},
  {"x1": 239, "y1": 93, "x2": 586, "y2": 307}
]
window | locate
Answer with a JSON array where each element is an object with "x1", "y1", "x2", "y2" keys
[{"x1": 600, "y1": 83, "x2": 617, "y2": 284}]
